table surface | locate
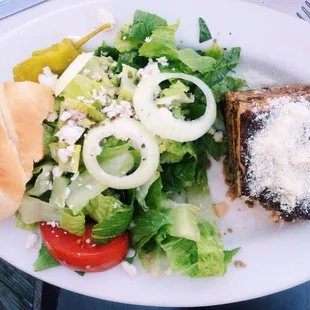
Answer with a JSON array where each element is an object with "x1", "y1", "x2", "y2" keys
[{"x1": 0, "y1": 0, "x2": 308, "y2": 309}]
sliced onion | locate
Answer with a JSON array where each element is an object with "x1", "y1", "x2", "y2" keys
[
  {"x1": 83, "y1": 118, "x2": 159, "y2": 189},
  {"x1": 133, "y1": 73, "x2": 216, "y2": 142}
]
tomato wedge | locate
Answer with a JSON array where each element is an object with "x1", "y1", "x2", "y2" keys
[{"x1": 40, "y1": 223, "x2": 129, "y2": 272}]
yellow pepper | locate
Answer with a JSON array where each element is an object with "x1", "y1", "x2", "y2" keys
[{"x1": 13, "y1": 23, "x2": 111, "y2": 82}]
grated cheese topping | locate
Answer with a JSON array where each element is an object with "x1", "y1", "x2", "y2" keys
[{"x1": 245, "y1": 96, "x2": 310, "y2": 214}]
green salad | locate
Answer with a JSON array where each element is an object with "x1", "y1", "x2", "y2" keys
[{"x1": 18, "y1": 10, "x2": 245, "y2": 278}]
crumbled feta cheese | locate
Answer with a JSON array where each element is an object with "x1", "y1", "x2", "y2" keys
[
  {"x1": 66, "y1": 35, "x2": 82, "y2": 42},
  {"x1": 85, "y1": 238, "x2": 91, "y2": 244},
  {"x1": 157, "y1": 56, "x2": 169, "y2": 67},
  {"x1": 108, "y1": 70, "x2": 114, "y2": 78},
  {"x1": 113, "y1": 202, "x2": 118, "y2": 209},
  {"x1": 46, "y1": 221, "x2": 60, "y2": 228},
  {"x1": 48, "y1": 182, "x2": 53, "y2": 190},
  {"x1": 85, "y1": 184, "x2": 92, "y2": 190},
  {"x1": 60, "y1": 111, "x2": 72, "y2": 122},
  {"x1": 82, "y1": 99, "x2": 95, "y2": 104},
  {"x1": 102, "y1": 100, "x2": 134, "y2": 119},
  {"x1": 145, "y1": 37, "x2": 152, "y2": 43},
  {"x1": 47, "y1": 111, "x2": 58, "y2": 122},
  {"x1": 164, "y1": 267, "x2": 172, "y2": 276},
  {"x1": 38, "y1": 66, "x2": 58, "y2": 91},
  {"x1": 52, "y1": 166, "x2": 63, "y2": 178},
  {"x1": 25, "y1": 232, "x2": 39, "y2": 250},
  {"x1": 101, "y1": 65, "x2": 109, "y2": 71},
  {"x1": 57, "y1": 145, "x2": 75, "y2": 163},
  {"x1": 91, "y1": 72, "x2": 102, "y2": 81},
  {"x1": 111, "y1": 61, "x2": 117, "y2": 67},
  {"x1": 118, "y1": 72, "x2": 124, "y2": 79},
  {"x1": 71, "y1": 172, "x2": 80, "y2": 181},
  {"x1": 122, "y1": 36, "x2": 127, "y2": 40},
  {"x1": 55, "y1": 124, "x2": 85, "y2": 145},
  {"x1": 138, "y1": 61, "x2": 160, "y2": 79},
  {"x1": 213, "y1": 131, "x2": 223, "y2": 143},
  {"x1": 121, "y1": 262, "x2": 137, "y2": 277},
  {"x1": 82, "y1": 69, "x2": 91, "y2": 76},
  {"x1": 65, "y1": 187, "x2": 71, "y2": 199},
  {"x1": 96, "y1": 8, "x2": 116, "y2": 28},
  {"x1": 76, "y1": 96, "x2": 85, "y2": 101},
  {"x1": 208, "y1": 127, "x2": 216, "y2": 135},
  {"x1": 92, "y1": 87, "x2": 107, "y2": 106}
]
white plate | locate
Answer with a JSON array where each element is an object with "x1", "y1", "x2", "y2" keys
[{"x1": 0, "y1": 0, "x2": 310, "y2": 307}]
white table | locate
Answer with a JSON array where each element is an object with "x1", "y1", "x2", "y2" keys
[{"x1": 0, "y1": 0, "x2": 305, "y2": 36}]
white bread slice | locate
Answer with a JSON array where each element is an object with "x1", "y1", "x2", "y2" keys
[
  {"x1": 2, "y1": 82, "x2": 54, "y2": 179},
  {"x1": 0, "y1": 87, "x2": 27, "y2": 219}
]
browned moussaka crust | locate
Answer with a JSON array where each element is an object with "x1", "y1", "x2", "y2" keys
[{"x1": 223, "y1": 84, "x2": 310, "y2": 221}]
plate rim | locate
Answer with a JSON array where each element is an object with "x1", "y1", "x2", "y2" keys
[{"x1": 0, "y1": 0, "x2": 309, "y2": 306}]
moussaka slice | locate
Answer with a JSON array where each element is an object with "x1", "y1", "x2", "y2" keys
[{"x1": 224, "y1": 84, "x2": 310, "y2": 221}]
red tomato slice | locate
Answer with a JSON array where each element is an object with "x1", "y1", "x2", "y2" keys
[{"x1": 40, "y1": 223, "x2": 129, "y2": 272}]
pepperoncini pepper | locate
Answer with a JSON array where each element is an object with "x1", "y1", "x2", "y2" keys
[{"x1": 13, "y1": 23, "x2": 111, "y2": 82}]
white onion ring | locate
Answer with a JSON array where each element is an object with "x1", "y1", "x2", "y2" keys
[
  {"x1": 83, "y1": 118, "x2": 159, "y2": 189},
  {"x1": 133, "y1": 73, "x2": 216, "y2": 142}
]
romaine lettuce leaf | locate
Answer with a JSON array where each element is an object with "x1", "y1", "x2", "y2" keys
[
  {"x1": 34, "y1": 243, "x2": 60, "y2": 272},
  {"x1": 178, "y1": 49, "x2": 216, "y2": 74},
  {"x1": 136, "y1": 172, "x2": 160, "y2": 211},
  {"x1": 157, "y1": 138, "x2": 195, "y2": 164},
  {"x1": 198, "y1": 17, "x2": 212, "y2": 43},
  {"x1": 43, "y1": 123, "x2": 58, "y2": 157},
  {"x1": 199, "y1": 133, "x2": 227, "y2": 160},
  {"x1": 204, "y1": 42, "x2": 223, "y2": 60},
  {"x1": 139, "y1": 22, "x2": 179, "y2": 60},
  {"x1": 118, "y1": 64, "x2": 138, "y2": 101},
  {"x1": 211, "y1": 76, "x2": 246, "y2": 102},
  {"x1": 202, "y1": 47, "x2": 241, "y2": 86},
  {"x1": 87, "y1": 195, "x2": 134, "y2": 245},
  {"x1": 114, "y1": 24, "x2": 142, "y2": 53},
  {"x1": 27, "y1": 163, "x2": 53, "y2": 197},
  {"x1": 60, "y1": 208, "x2": 85, "y2": 236},
  {"x1": 15, "y1": 212, "x2": 38, "y2": 231},
  {"x1": 20, "y1": 195, "x2": 61, "y2": 224},
  {"x1": 50, "y1": 176, "x2": 69, "y2": 208},
  {"x1": 50, "y1": 142, "x2": 81, "y2": 173},
  {"x1": 94, "y1": 41, "x2": 120, "y2": 59},
  {"x1": 129, "y1": 10, "x2": 167, "y2": 41}
]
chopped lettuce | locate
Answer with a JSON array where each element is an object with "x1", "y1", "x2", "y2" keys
[
  {"x1": 34, "y1": 243, "x2": 60, "y2": 272},
  {"x1": 50, "y1": 176, "x2": 69, "y2": 208},
  {"x1": 199, "y1": 132, "x2": 227, "y2": 160},
  {"x1": 118, "y1": 64, "x2": 138, "y2": 101},
  {"x1": 204, "y1": 42, "x2": 223, "y2": 60},
  {"x1": 60, "y1": 208, "x2": 85, "y2": 236},
  {"x1": 87, "y1": 195, "x2": 133, "y2": 245},
  {"x1": 20, "y1": 196, "x2": 60, "y2": 224},
  {"x1": 211, "y1": 76, "x2": 246, "y2": 102},
  {"x1": 129, "y1": 10, "x2": 167, "y2": 41},
  {"x1": 136, "y1": 172, "x2": 160, "y2": 211},
  {"x1": 15, "y1": 212, "x2": 38, "y2": 231},
  {"x1": 178, "y1": 49, "x2": 216, "y2": 74},
  {"x1": 67, "y1": 147, "x2": 135, "y2": 215},
  {"x1": 157, "y1": 138, "x2": 195, "y2": 164},
  {"x1": 50, "y1": 142, "x2": 81, "y2": 173},
  {"x1": 27, "y1": 163, "x2": 53, "y2": 197},
  {"x1": 115, "y1": 23, "x2": 141, "y2": 53},
  {"x1": 139, "y1": 22, "x2": 179, "y2": 60},
  {"x1": 155, "y1": 80, "x2": 194, "y2": 110},
  {"x1": 60, "y1": 98, "x2": 105, "y2": 123},
  {"x1": 130, "y1": 195, "x2": 235, "y2": 278},
  {"x1": 198, "y1": 17, "x2": 212, "y2": 43},
  {"x1": 94, "y1": 41, "x2": 120, "y2": 59},
  {"x1": 43, "y1": 123, "x2": 58, "y2": 157},
  {"x1": 202, "y1": 47, "x2": 241, "y2": 86}
]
